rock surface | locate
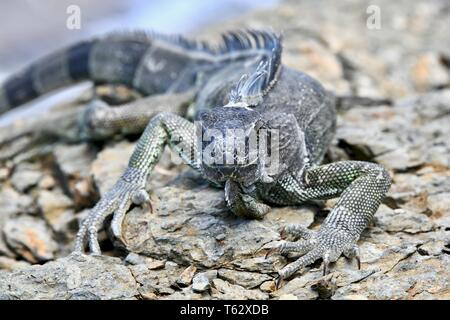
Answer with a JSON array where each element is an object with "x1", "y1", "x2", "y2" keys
[{"x1": 0, "y1": 0, "x2": 449, "y2": 300}]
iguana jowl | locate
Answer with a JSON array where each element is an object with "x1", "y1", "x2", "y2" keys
[{"x1": 0, "y1": 30, "x2": 391, "y2": 281}]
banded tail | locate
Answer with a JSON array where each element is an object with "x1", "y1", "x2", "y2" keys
[{"x1": 0, "y1": 33, "x2": 164, "y2": 115}]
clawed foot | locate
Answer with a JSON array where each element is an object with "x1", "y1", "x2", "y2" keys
[
  {"x1": 74, "y1": 168, "x2": 151, "y2": 254},
  {"x1": 267, "y1": 223, "x2": 361, "y2": 283}
]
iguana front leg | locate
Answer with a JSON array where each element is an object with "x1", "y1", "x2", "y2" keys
[
  {"x1": 74, "y1": 112, "x2": 200, "y2": 254},
  {"x1": 264, "y1": 161, "x2": 391, "y2": 280},
  {"x1": 0, "y1": 91, "x2": 194, "y2": 162}
]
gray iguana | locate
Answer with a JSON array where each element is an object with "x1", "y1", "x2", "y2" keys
[{"x1": 0, "y1": 30, "x2": 391, "y2": 282}]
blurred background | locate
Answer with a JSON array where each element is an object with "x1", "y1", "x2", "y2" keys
[{"x1": 0, "y1": 0, "x2": 278, "y2": 74}]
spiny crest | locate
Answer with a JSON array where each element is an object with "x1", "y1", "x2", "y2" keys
[
  {"x1": 102, "y1": 29, "x2": 282, "y2": 106},
  {"x1": 227, "y1": 30, "x2": 282, "y2": 107},
  {"x1": 102, "y1": 29, "x2": 282, "y2": 60}
]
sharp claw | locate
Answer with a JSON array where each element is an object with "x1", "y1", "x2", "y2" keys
[
  {"x1": 344, "y1": 244, "x2": 361, "y2": 270},
  {"x1": 132, "y1": 189, "x2": 153, "y2": 213},
  {"x1": 111, "y1": 218, "x2": 124, "y2": 244},
  {"x1": 111, "y1": 199, "x2": 131, "y2": 245}
]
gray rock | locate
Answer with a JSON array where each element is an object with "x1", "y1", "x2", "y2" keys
[
  {"x1": 0, "y1": 254, "x2": 139, "y2": 299},
  {"x1": 37, "y1": 189, "x2": 75, "y2": 233},
  {"x1": 90, "y1": 141, "x2": 135, "y2": 195},
  {"x1": 218, "y1": 268, "x2": 272, "y2": 289},
  {"x1": 417, "y1": 240, "x2": 447, "y2": 256},
  {"x1": 122, "y1": 179, "x2": 295, "y2": 270},
  {"x1": 128, "y1": 262, "x2": 182, "y2": 297},
  {"x1": 124, "y1": 252, "x2": 146, "y2": 265},
  {"x1": 374, "y1": 205, "x2": 435, "y2": 234},
  {"x1": 0, "y1": 186, "x2": 34, "y2": 257},
  {"x1": 272, "y1": 277, "x2": 319, "y2": 300},
  {"x1": 54, "y1": 144, "x2": 96, "y2": 179},
  {"x1": 3, "y1": 215, "x2": 58, "y2": 263},
  {"x1": 53, "y1": 143, "x2": 98, "y2": 206},
  {"x1": 165, "y1": 261, "x2": 178, "y2": 269},
  {"x1": 162, "y1": 287, "x2": 207, "y2": 300},
  {"x1": 10, "y1": 163, "x2": 43, "y2": 192},
  {"x1": 0, "y1": 186, "x2": 34, "y2": 217},
  {"x1": 192, "y1": 272, "x2": 211, "y2": 293},
  {"x1": 428, "y1": 192, "x2": 450, "y2": 228},
  {"x1": 0, "y1": 256, "x2": 30, "y2": 271}
]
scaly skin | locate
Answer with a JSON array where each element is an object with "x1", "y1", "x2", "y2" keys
[{"x1": 0, "y1": 30, "x2": 391, "y2": 283}]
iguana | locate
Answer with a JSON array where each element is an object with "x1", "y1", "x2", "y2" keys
[{"x1": 0, "y1": 30, "x2": 391, "y2": 282}]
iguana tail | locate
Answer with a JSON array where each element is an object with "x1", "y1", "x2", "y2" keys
[{"x1": 0, "y1": 33, "x2": 159, "y2": 115}]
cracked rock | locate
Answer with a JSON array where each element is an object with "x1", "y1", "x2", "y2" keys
[
  {"x1": 0, "y1": 254, "x2": 139, "y2": 299},
  {"x1": 217, "y1": 268, "x2": 272, "y2": 289},
  {"x1": 177, "y1": 265, "x2": 197, "y2": 287},
  {"x1": 192, "y1": 272, "x2": 211, "y2": 293},
  {"x1": 211, "y1": 278, "x2": 268, "y2": 300},
  {"x1": 0, "y1": 256, "x2": 30, "y2": 271},
  {"x1": 3, "y1": 215, "x2": 58, "y2": 263},
  {"x1": 122, "y1": 177, "x2": 291, "y2": 270},
  {"x1": 37, "y1": 189, "x2": 75, "y2": 233},
  {"x1": 129, "y1": 263, "x2": 183, "y2": 297},
  {"x1": 374, "y1": 205, "x2": 435, "y2": 234},
  {"x1": 53, "y1": 143, "x2": 98, "y2": 206}
]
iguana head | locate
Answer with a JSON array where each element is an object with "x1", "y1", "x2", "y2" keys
[{"x1": 198, "y1": 106, "x2": 273, "y2": 187}]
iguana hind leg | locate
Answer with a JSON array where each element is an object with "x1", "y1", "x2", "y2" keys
[
  {"x1": 79, "y1": 90, "x2": 195, "y2": 140},
  {"x1": 264, "y1": 161, "x2": 391, "y2": 280}
]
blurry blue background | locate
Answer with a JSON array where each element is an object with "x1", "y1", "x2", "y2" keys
[
  {"x1": 0, "y1": 0, "x2": 278, "y2": 73},
  {"x1": 0, "y1": 0, "x2": 277, "y2": 124}
]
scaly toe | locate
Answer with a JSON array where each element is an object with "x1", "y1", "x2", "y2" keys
[{"x1": 88, "y1": 226, "x2": 101, "y2": 255}]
